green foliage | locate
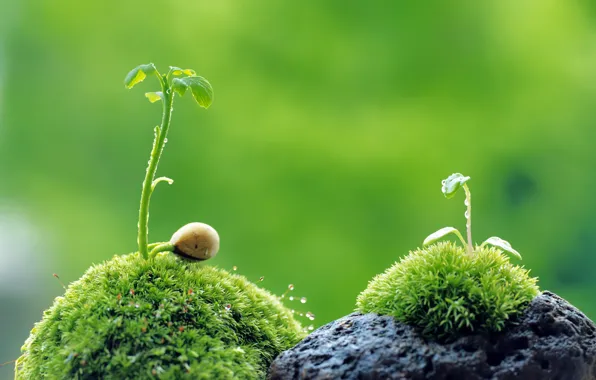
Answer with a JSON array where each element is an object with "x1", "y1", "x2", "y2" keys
[
  {"x1": 124, "y1": 63, "x2": 213, "y2": 108},
  {"x1": 145, "y1": 92, "x2": 164, "y2": 103},
  {"x1": 480, "y1": 236, "x2": 521, "y2": 260},
  {"x1": 356, "y1": 242, "x2": 539, "y2": 340},
  {"x1": 441, "y1": 173, "x2": 470, "y2": 199},
  {"x1": 124, "y1": 63, "x2": 158, "y2": 89},
  {"x1": 423, "y1": 226, "x2": 466, "y2": 247},
  {"x1": 171, "y1": 76, "x2": 214, "y2": 109},
  {"x1": 16, "y1": 253, "x2": 305, "y2": 379}
]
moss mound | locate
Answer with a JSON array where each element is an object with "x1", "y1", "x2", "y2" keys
[
  {"x1": 356, "y1": 242, "x2": 539, "y2": 340},
  {"x1": 17, "y1": 253, "x2": 305, "y2": 379}
]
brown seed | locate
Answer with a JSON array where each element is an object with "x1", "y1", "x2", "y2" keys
[{"x1": 170, "y1": 222, "x2": 220, "y2": 261}]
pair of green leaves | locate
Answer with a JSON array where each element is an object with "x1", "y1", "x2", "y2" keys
[
  {"x1": 423, "y1": 229, "x2": 522, "y2": 260},
  {"x1": 124, "y1": 63, "x2": 213, "y2": 109}
]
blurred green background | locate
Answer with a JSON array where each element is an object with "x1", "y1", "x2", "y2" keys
[{"x1": 2, "y1": 0, "x2": 596, "y2": 376}]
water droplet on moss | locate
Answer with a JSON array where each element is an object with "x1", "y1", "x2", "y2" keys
[
  {"x1": 300, "y1": 297, "x2": 307, "y2": 304},
  {"x1": 288, "y1": 284, "x2": 294, "y2": 290}
]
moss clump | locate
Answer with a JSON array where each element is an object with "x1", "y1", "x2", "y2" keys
[
  {"x1": 16, "y1": 253, "x2": 305, "y2": 379},
  {"x1": 356, "y1": 242, "x2": 539, "y2": 340}
]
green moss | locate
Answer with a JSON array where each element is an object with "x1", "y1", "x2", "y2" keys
[
  {"x1": 16, "y1": 253, "x2": 305, "y2": 379},
  {"x1": 356, "y1": 242, "x2": 539, "y2": 340}
]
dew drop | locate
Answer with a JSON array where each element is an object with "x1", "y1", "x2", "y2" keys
[
  {"x1": 164, "y1": 138, "x2": 168, "y2": 143},
  {"x1": 232, "y1": 266, "x2": 237, "y2": 271},
  {"x1": 300, "y1": 297, "x2": 307, "y2": 304},
  {"x1": 464, "y1": 210, "x2": 470, "y2": 219},
  {"x1": 464, "y1": 198, "x2": 470, "y2": 207},
  {"x1": 306, "y1": 311, "x2": 315, "y2": 320},
  {"x1": 289, "y1": 296, "x2": 294, "y2": 301},
  {"x1": 225, "y1": 304, "x2": 231, "y2": 311},
  {"x1": 308, "y1": 325, "x2": 314, "y2": 331},
  {"x1": 259, "y1": 276, "x2": 264, "y2": 282},
  {"x1": 288, "y1": 284, "x2": 294, "y2": 291},
  {"x1": 291, "y1": 309, "x2": 295, "y2": 314}
]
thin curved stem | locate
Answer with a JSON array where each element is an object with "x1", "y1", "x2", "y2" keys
[
  {"x1": 147, "y1": 242, "x2": 164, "y2": 250},
  {"x1": 463, "y1": 184, "x2": 473, "y2": 254},
  {"x1": 149, "y1": 242, "x2": 175, "y2": 258},
  {"x1": 452, "y1": 229, "x2": 467, "y2": 248},
  {"x1": 137, "y1": 82, "x2": 175, "y2": 259}
]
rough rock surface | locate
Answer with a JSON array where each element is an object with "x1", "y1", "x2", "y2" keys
[{"x1": 269, "y1": 291, "x2": 596, "y2": 380}]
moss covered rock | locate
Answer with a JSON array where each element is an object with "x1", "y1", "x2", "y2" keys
[
  {"x1": 356, "y1": 241, "x2": 539, "y2": 340},
  {"x1": 17, "y1": 253, "x2": 305, "y2": 379}
]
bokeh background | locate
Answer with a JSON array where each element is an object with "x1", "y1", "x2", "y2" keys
[{"x1": 2, "y1": 0, "x2": 596, "y2": 377}]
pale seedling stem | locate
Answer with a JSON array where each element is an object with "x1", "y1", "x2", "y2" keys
[{"x1": 463, "y1": 183, "x2": 473, "y2": 254}]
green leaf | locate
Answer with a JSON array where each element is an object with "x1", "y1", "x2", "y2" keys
[
  {"x1": 124, "y1": 63, "x2": 158, "y2": 89},
  {"x1": 481, "y1": 236, "x2": 522, "y2": 259},
  {"x1": 171, "y1": 78, "x2": 188, "y2": 97},
  {"x1": 441, "y1": 173, "x2": 470, "y2": 199},
  {"x1": 172, "y1": 76, "x2": 213, "y2": 108},
  {"x1": 145, "y1": 92, "x2": 163, "y2": 103},
  {"x1": 423, "y1": 227, "x2": 466, "y2": 247},
  {"x1": 169, "y1": 66, "x2": 196, "y2": 76}
]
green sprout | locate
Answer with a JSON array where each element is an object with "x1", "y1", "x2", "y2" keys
[
  {"x1": 124, "y1": 63, "x2": 214, "y2": 260},
  {"x1": 356, "y1": 172, "x2": 539, "y2": 339},
  {"x1": 423, "y1": 173, "x2": 521, "y2": 259},
  {"x1": 15, "y1": 64, "x2": 306, "y2": 378}
]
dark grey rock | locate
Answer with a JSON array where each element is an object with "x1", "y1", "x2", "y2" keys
[{"x1": 268, "y1": 291, "x2": 596, "y2": 380}]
